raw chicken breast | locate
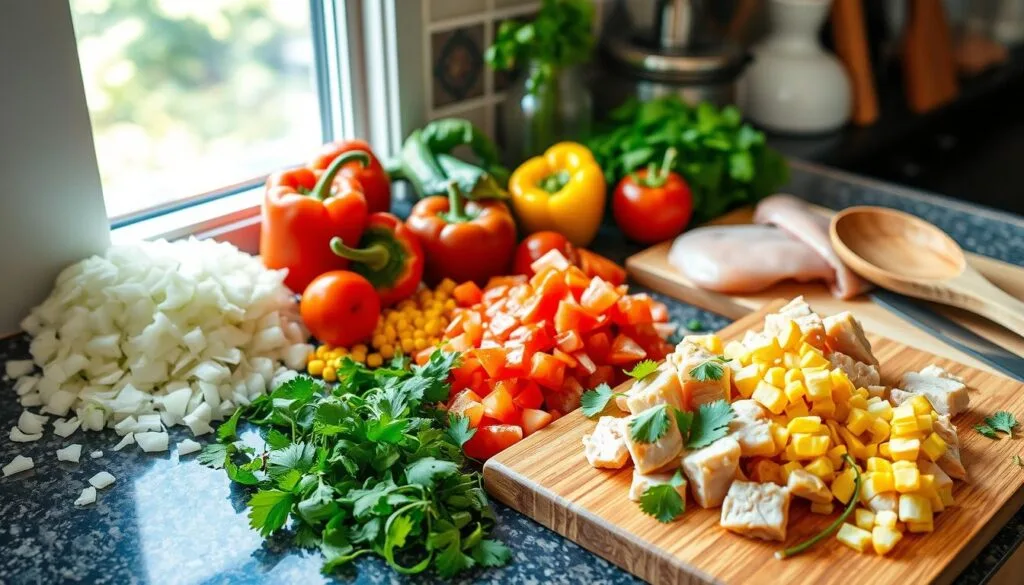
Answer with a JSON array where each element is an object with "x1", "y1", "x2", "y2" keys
[
  {"x1": 753, "y1": 194, "x2": 873, "y2": 300},
  {"x1": 682, "y1": 437, "x2": 742, "y2": 508},
  {"x1": 764, "y1": 296, "x2": 827, "y2": 348},
  {"x1": 720, "y1": 480, "x2": 791, "y2": 541},
  {"x1": 668, "y1": 225, "x2": 835, "y2": 293},
  {"x1": 933, "y1": 414, "x2": 968, "y2": 480},
  {"x1": 624, "y1": 364, "x2": 686, "y2": 415},
  {"x1": 895, "y1": 370, "x2": 970, "y2": 417}
]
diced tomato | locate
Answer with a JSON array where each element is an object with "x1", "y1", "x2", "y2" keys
[
  {"x1": 650, "y1": 300, "x2": 669, "y2": 322},
  {"x1": 513, "y1": 380, "x2": 544, "y2": 409},
  {"x1": 449, "y1": 390, "x2": 484, "y2": 427},
  {"x1": 493, "y1": 378, "x2": 520, "y2": 397},
  {"x1": 452, "y1": 281, "x2": 483, "y2": 306},
  {"x1": 552, "y1": 348, "x2": 578, "y2": 369},
  {"x1": 580, "y1": 277, "x2": 621, "y2": 315},
  {"x1": 530, "y1": 249, "x2": 572, "y2": 274},
  {"x1": 554, "y1": 300, "x2": 589, "y2": 335},
  {"x1": 520, "y1": 325, "x2": 555, "y2": 355},
  {"x1": 505, "y1": 344, "x2": 530, "y2": 375},
  {"x1": 573, "y1": 350, "x2": 597, "y2": 374},
  {"x1": 481, "y1": 384, "x2": 517, "y2": 423},
  {"x1": 445, "y1": 311, "x2": 466, "y2": 337},
  {"x1": 588, "y1": 365, "x2": 615, "y2": 389},
  {"x1": 584, "y1": 331, "x2": 611, "y2": 363},
  {"x1": 555, "y1": 330, "x2": 583, "y2": 353},
  {"x1": 532, "y1": 268, "x2": 568, "y2": 298},
  {"x1": 415, "y1": 347, "x2": 433, "y2": 365},
  {"x1": 482, "y1": 284, "x2": 509, "y2": 305},
  {"x1": 578, "y1": 313, "x2": 610, "y2": 334},
  {"x1": 463, "y1": 424, "x2": 524, "y2": 460},
  {"x1": 519, "y1": 291, "x2": 560, "y2": 325},
  {"x1": 563, "y1": 266, "x2": 592, "y2": 298},
  {"x1": 548, "y1": 409, "x2": 562, "y2": 421},
  {"x1": 473, "y1": 347, "x2": 507, "y2": 379},
  {"x1": 450, "y1": 356, "x2": 481, "y2": 392},
  {"x1": 444, "y1": 333, "x2": 473, "y2": 353},
  {"x1": 484, "y1": 297, "x2": 508, "y2": 318},
  {"x1": 578, "y1": 249, "x2": 627, "y2": 286},
  {"x1": 613, "y1": 296, "x2": 654, "y2": 326},
  {"x1": 488, "y1": 313, "x2": 519, "y2": 342},
  {"x1": 543, "y1": 376, "x2": 584, "y2": 413},
  {"x1": 463, "y1": 312, "x2": 485, "y2": 346},
  {"x1": 529, "y1": 352, "x2": 565, "y2": 390},
  {"x1": 520, "y1": 408, "x2": 554, "y2": 436},
  {"x1": 485, "y1": 275, "x2": 528, "y2": 290},
  {"x1": 609, "y1": 334, "x2": 647, "y2": 365},
  {"x1": 469, "y1": 370, "x2": 487, "y2": 396}
]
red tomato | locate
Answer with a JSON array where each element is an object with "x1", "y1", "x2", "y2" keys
[
  {"x1": 481, "y1": 384, "x2": 516, "y2": 423},
  {"x1": 609, "y1": 334, "x2": 647, "y2": 365},
  {"x1": 463, "y1": 424, "x2": 524, "y2": 459},
  {"x1": 612, "y1": 163, "x2": 693, "y2": 244},
  {"x1": 513, "y1": 232, "x2": 579, "y2": 276},
  {"x1": 580, "y1": 278, "x2": 622, "y2": 315},
  {"x1": 513, "y1": 381, "x2": 544, "y2": 410},
  {"x1": 577, "y1": 249, "x2": 627, "y2": 286},
  {"x1": 300, "y1": 271, "x2": 380, "y2": 347},
  {"x1": 474, "y1": 347, "x2": 507, "y2": 379},
  {"x1": 529, "y1": 352, "x2": 565, "y2": 390},
  {"x1": 555, "y1": 330, "x2": 583, "y2": 353},
  {"x1": 452, "y1": 281, "x2": 483, "y2": 306},
  {"x1": 449, "y1": 390, "x2": 484, "y2": 427},
  {"x1": 521, "y1": 409, "x2": 554, "y2": 436}
]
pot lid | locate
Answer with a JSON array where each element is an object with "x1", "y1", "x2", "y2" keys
[{"x1": 602, "y1": 32, "x2": 749, "y2": 84}]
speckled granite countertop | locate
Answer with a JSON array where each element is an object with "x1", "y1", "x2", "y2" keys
[{"x1": 1, "y1": 160, "x2": 1022, "y2": 585}]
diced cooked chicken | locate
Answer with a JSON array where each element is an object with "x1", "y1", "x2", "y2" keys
[
  {"x1": 624, "y1": 365, "x2": 685, "y2": 415},
  {"x1": 623, "y1": 412, "x2": 684, "y2": 474},
  {"x1": 741, "y1": 330, "x2": 771, "y2": 349},
  {"x1": 894, "y1": 370, "x2": 970, "y2": 417},
  {"x1": 920, "y1": 364, "x2": 965, "y2": 383},
  {"x1": 682, "y1": 437, "x2": 742, "y2": 508},
  {"x1": 829, "y1": 351, "x2": 881, "y2": 389},
  {"x1": 720, "y1": 480, "x2": 791, "y2": 541},
  {"x1": 786, "y1": 469, "x2": 832, "y2": 503},
  {"x1": 823, "y1": 311, "x2": 878, "y2": 366},
  {"x1": 867, "y1": 492, "x2": 898, "y2": 513},
  {"x1": 933, "y1": 414, "x2": 968, "y2": 480},
  {"x1": 918, "y1": 459, "x2": 953, "y2": 490},
  {"x1": 629, "y1": 469, "x2": 688, "y2": 502},
  {"x1": 728, "y1": 400, "x2": 777, "y2": 457},
  {"x1": 763, "y1": 297, "x2": 826, "y2": 348},
  {"x1": 669, "y1": 341, "x2": 731, "y2": 409},
  {"x1": 583, "y1": 416, "x2": 630, "y2": 469}
]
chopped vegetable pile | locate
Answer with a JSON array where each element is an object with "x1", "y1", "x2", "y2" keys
[{"x1": 200, "y1": 351, "x2": 510, "y2": 577}]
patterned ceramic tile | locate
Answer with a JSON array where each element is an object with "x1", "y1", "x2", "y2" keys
[
  {"x1": 431, "y1": 24, "x2": 486, "y2": 108},
  {"x1": 430, "y1": 0, "x2": 487, "y2": 22}
]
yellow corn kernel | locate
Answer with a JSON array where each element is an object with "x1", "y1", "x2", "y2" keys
[
  {"x1": 350, "y1": 344, "x2": 366, "y2": 355},
  {"x1": 846, "y1": 408, "x2": 875, "y2": 435},
  {"x1": 782, "y1": 444, "x2": 799, "y2": 461},
  {"x1": 771, "y1": 423, "x2": 790, "y2": 452},
  {"x1": 832, "y1": 467, "x2": 857, "y2": 504},
  {"x1": 875, "y1": 510, "x2": 899, "y2": 529},
  {"x1": 869, "y1": 418, "x2": 891, "y2": 444},
  {"x1": 785, "y1": 399, "x2": 810, "y2": 419},
  {"x1": 872, "y1": 526, "x2": 903, "y2": 555},
  {"x1": 811, "y1": 398, "x2": 836, "y2": 418},
  {"x1": 891, "y1": 403, "x2": 916, "y2": 423},
  {"x1": 867, "y1": 457, "x2": 892, "y2": 473},
  {"x1": 784, "y1": 380, "x2": 808, "y2": 403},
  {"x1": 401, "y1": 338, "x2": 415, "y2": 354},
  {"x1": 919, "y1": 474, "x2": 943, "y2": 512},
  {"x1": 811, "y1": 501, "x2": 835, "y2": 515},
  {"x1": 371, "y1": 334, "x2": 386, "y2": 349},
  {"x1": 439, "y1": 278, "x2": 457, "y2": 292},
  {"x1": 898, "y1": 493, "x2": 932, "y2": 523},
  {"x1": 792, "y1": 433, "x2": 831, "y2": 458},
  {"x1": 916, "y1": 414, "x2": 933, "y2": 433},
  {"x1": 315, "y1": 345, "x2": 328, "y2": 358},
  {"x1": 322, "y1": 366, "x2": 337, "y2": 382},
  {"x1": 803, "y1": 368, "x2": 832, "y2": 400},
  {"x1": 878, "y1": 442, "x2": 891, "y2": 459},
  {"x1": 749, "y1": 459, "x2": 784, "y2": 485},
  {"x1": 414, "y1": 338, "x2": 428, "y2": 351},
  {"x1": 444, "y1": 298, "x2": 457, "y2": 310},
  {"x1": 775, "y1": 319, "x2": 801, "y2": 349},
  {"x1": 833, "y1": 401, "x2": 850, "y2": 424},
  {"x1": 424, "y1": 320, "x2": 441, "y2": 336},
  {"x1": 938, "y1": 485, "x2": 955, "y2": 507},
  {"x1": 781, "y1": 461, "x2": 803, "y2": 483},
  {"x1": 752, "y1": 381, "x2": 787, "y2": 415},
  {"x1": 379, "y1": 343, "x2": 395, "y2": 359},
  {"x1": 892, "y1": 462, "x2": 920, "y2": 493},
  {"x1": 837, "y1": 523, "x2": 872, "y2": 553},
  {"x1": 364, "y1": 353, "x2": 381, "y2": 368},
  {"x1": 350, "y1": 352, "x2": 365, "y2": 364},
  {"x1": 889, "y1": 437, "x2": 920, "y2": 461},
  {"x1": 804, "y1": 456, "x2": 835, "y2": 481},
  {"x1": 831, "y1": 368, "x2": 855, "y2": 394},
  {"x1": 860, "y1": 472, "x2": 894, "y2": 502},
  {"x1": 733, "y1": 364, "x2": 762, "y2": 398},
  {"x1": 307, "y1": 359, "x2": 325, "y2": 377},
  {"x1": 764, "y1": 366, "x2": 786, "y2": 388},
  {"x1": 787, "y1": 416, "x2": 822, "y2": 434},
  {"x1": 908, "y1": 395, "x2": 932, "y2": 415},
  {"x1": 855, "y1": 508, "x2": 876, "y2": 531},
  {"x1": 920, "y1": 432, "x2": 948, "y2": 462},
  {"x1": 907, "y1": 520, "x2": 934, "y2": 533},
  {"x1": 827, "y1": 445, "x2": 848, "y2": 468},
  {"x1": 412, "y1": 316, "x2": 425, "y2": 329}
]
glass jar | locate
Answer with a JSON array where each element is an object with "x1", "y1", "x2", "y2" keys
[{"x1": 502, "y1": 62, "x2": 593, "y2": 162}]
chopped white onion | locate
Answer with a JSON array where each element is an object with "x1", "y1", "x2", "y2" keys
[
  {"x1": 52, "y1": 417, "x2": 82, "y2": 438},
  {"x1": 88, "y1": 471, "x2": 116, "y2": 489},
  {"x1": 112, "y1": 433, "x2": 135, "y2": 452},
  {"x1": 113, "y1": 416, "x2": 138, "y2": 436},
  {"x1": 74, "y1": 486, "x2": 97, "y2": 506},
  {"x1": 176, "y1": 439, "x2": 201, "y2": 456},
  {"x1": 135, "y1": 414, "x2": 163, "y2": 433},
  {"x1": 2, "y1": 455, "x2": 34, "y2": 477},
  {"x1": 10, "y1": 427, "x2": 42, "y2": 442},
  {"x1": 5, "y1": 359, "x2": 34, "y2": 379},
  {"x1": 135, "y1": 431, "x2": 169, "y2": 453},
  {"x1": 17, "y1": 410, "x2": 49, "y2": 435},
  {"x1": 19, "y1": 393, "x2": 42, "y2": 407},
  {"x1": 56, "y1": 444, "x2": 83, "y2": 463},
  {"x1": 89, "y1": 450, "x2": 103, "y2": 459},
  {"x1": 14, "y1": 376, "x2": 38, "y2": 396}
]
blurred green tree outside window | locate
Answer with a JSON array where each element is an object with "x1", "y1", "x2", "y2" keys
[{"x1": 70, "y1": 0, "x2": 322, "y2": 219}]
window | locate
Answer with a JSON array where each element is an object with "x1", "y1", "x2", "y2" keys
[{"x1": 70, "y1": 0, "x2": 323, "y2": 221}]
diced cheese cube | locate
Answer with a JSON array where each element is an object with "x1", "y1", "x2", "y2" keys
[
  {"x1": 791, "y1": 433, "x2": 830, "y2": 458},
  {"x1": 893, "y1": 463, "x2": 920, "y2": 493},
  {"x1": 781, "y1": 461, "x2": 803, "y2": 483},
  {"x1": 908, "y1": 395, "x2": 932, "y2": 416},
  {"x1": 764, "y1": 366, "x2": 786, "y2": 389},
  {"x1": 867, "y1": 400, "x2": 893, "y2": 421},
  {"x1": 837, "y1": 523, "x2": 872, "y2": 553},
  {"x1": 846, "y1": 408, "x2": 874, "y2": 435},
  {"x1": 848, "y1": 394, "x2": 869, "y2": 410},
  {"x1": 867, "y1": 457, "x2": 892, "y2": 473},
  {"x1": 890, "y1": 420, "x2": 918, "y2": 438},
  {"x1": 804, "y1": 456, "x2": 835, "y2": 481},
  {"x1": 686, "y1": 334, "x2": 723, "y2": 354},
  {"x1": 889, "y1": 437, "x2": 920, "y2": 461},
  {"x1": 830, "y1": 368, "x2": 855, "y2": 398},
  {"x1": 898, "y1": 493, "x2": 932, "y2": 523},
  {"x1": 784, "y1": 380, "x2": 807, "y2": 403},
  {"x1": 874, "y1": 510, "x2": 899, "y2": 529},
  {"x1": 782, "y1": 352, "x2": 800, "y2": 369},
  {"x1": 855, "y1": 508, "x2": 876, "y2": 530},
  {"x1": 891, "y1": 404, "x2": 916, "y2": 425},
  {"x1": 810, "y1": 399, "x2": 836, "y2": 418},
  {"x1": 733, "y1": 364, "x2": 762, "y2": 398},
  {"x1": 752, "y1": 381, "x2": 787, "y2": 415},
  {"x1": 785, "y1": 368, "x2": 804, "y2": 385},
  {"x1": 784, "y1": 399, "x2": 810, "y2": 419},
  {"x1": 803, "y1": 368, "x2": 832, "y2": 400},
  {"x1": 787, "y1": 416, "x2": 822, "y2": 434},
  {"x1": 921, "y1": 432, "x2": 948, "y2": 462},
  {"x1": 872, "y1": 526, "x2": 903, "y2": 555},
  {"x1": 860, "y1": 472, "x2": 895, "y2": 502},
  {"x1": 919, "y1": 474, "x2": 944, "y2": 512},
  {"x1": 832, "y1": 468, "x2": 857, "y2": 504}
]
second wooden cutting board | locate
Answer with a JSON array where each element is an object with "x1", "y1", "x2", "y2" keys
[{"x1": 625, "y1": 206, "x2": 1024, "y2": 374}]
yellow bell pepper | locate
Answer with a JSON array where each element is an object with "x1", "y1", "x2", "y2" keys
[{"x1": 508, "y1": 142, "x2": 606, "y2": 247}]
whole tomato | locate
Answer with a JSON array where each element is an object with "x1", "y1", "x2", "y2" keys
[
  {"x1": 513, "y1": 231, "x2": 579, "y2": 276},
  {"x1": 300, "y1": 271, "x2": 380, "y2": 347},
  {"x1": 613, "y1": 148, "x2": 692, "y2": 244}
]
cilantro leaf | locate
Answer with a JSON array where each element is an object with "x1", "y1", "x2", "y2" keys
[
  {"x1": 225, "y1": 459, "x2": 261, "y2": 485},
  {"x1": 986, "y1": 411, "x2": 1019, "y2": 435},
  {"x1": 470, "y1": 538, "x2": 513, "y2": 567},
  {"x1": 689, "y1": 360, "x2": 724, "y2": 382},
  {"x1": 248, "y1": 489, "x2": 294, "y2": 536},
  {"x1": 435, "y1": 541, "x2": 475, "y2": 578},
  {"x1": 447, "y1": 413, "x2": 477, "y2": 447},
  {"x1": 624, "y1": 360, "x2": 659, "y2": 380},
  {"x1": 366, "y1": 415, "x2": 409, "y2": 443},
  {"x1": 674, "y1": 408, "x2": 694, "y2": 437},
  {"x1": 686, "y1": 319, "x2": 704, "y2": 332},
  {"x1": 686, "y1": 400, "x2": 736, "y2": 449},
  {"x1": 297, "y1": 480, "x2": 338, "y2": 524},
  {"x1": 196, "y1": 443, "x2": 229, "y2": 469},
  {"x1": 271, "y1": 375, "x2": 322, "y2": 402},
  {"x1": 405, "y1": 457, "x2": 459, "y2": 487},
  {"x1": 265, "y1": 428, "x2": 291, "y2": 449},
  {"x1": 580, "y1": 383, "x2": 625, "y2": 418},
  {"x1": 975, "y1": 424, "x2": 999, "y2": 439},
  {"x1": 267, "y1": 442, "x2": 316, "y2": 478},
  {"x1": 630, "y1": 405, "x2": 670, "y2": 443},
  {"x1": 217, "y1": 407, "x2": 244, "y2": 443},
  {"x1": 639, "y1": 475, "x2": 686, "y2": 523}
]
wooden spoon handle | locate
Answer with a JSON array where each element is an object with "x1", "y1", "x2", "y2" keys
[{"x1": 947, "y1": 266, "x2": 1024, "y2": 335}]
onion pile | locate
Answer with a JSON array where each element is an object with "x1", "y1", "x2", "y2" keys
[{"x1": 6, "y1": 238, "x2": 311, "y2": 450}]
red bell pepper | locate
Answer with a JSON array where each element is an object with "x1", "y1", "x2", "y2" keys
[
  {"x1": 405, "y1": 183, "x2": 517, "y2": 286},
  {"x1": 260, "y1": 151, "x2": 370, "y2": 293},
  {"x1": 308, "y1": 139, "x2": 392, "y2": 213},
  {"x1": 329, "y1": 212, "x2": 424, "y2": 307}
]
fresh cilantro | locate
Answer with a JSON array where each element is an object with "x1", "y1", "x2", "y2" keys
[
  {"x1": 580, "y1": 383, "x2": 626, "y2": 418},
  {"x1": 674, "y1": 409, "x2": 694, "y2": 437},
  {"x1": 197, "y1": 443, "x2": 229, "y2": 469},
  {"x1": 987, "y1": 411, "x2": 1019, "y2": 435},
  {"x1": 624, "y1": 360, "x2": 659, "y2": 380},
  {"x1": 471, "y1": 539, "x2": 513, "y2": 567},
  {"x1": 248, "y1": 489, "x2": 295, "y2": 536},
  {"x1": 225, "y1": 459, "x2": 261, "y2": 485},
  {"x1": 405, "y1": 457, "x2": 459, "y2": 487},
  {"x1": 975, "y1": 424, "x2": 1000, "y2": 439},
  {"x1": 630, "y1": 405, "x2": 671, "y2": 443},
  {"x1": 639, "y1": 471, "x2": 686, "y2": 523},
  {"x1": 686, "y1": 400, "x2": 736, "y2": 449},
  {"x1": 1013, "y1": 455, "x2": 1024, "y2": 468},
  {"x1": 689, "y1": 360, "x2": 724, "y2": 382},
  {"x1": 217, "y1": 407, "x2": 244, "y2": 443},
  {"x1": 447, "y1": 413, "x2": 477, "y2": 447},
  {"x1": 686, "y1": 319, "x2": 704, "y2": 332},
  {"x1": 435, "y1": 541, "x2": 476, "y2": 578}
]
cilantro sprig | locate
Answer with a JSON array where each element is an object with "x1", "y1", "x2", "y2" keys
[
  {"x1": 639, "y1": 471, "x2": 686, "y2": 523},
  {"x1": 975, "y1": 410, "x2": 1019, "y2": 439},
  {"x1": 628, "y1": 400, "x2": 736, "y2": 450},
  {"x1": 624, "y1": 360, "x2": 659, "y2": 380},
  {"x1": 580, "y1": 383, "x2": 627, "y2": 418},
  {"x1": 198, "y1": 350, "x2": 510, "y2": 577}
]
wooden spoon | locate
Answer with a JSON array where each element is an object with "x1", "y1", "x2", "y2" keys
[{"x1": 830, "y1": 206, "x2": 1024, "y2": 335}]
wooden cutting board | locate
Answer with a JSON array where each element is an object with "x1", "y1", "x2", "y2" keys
[
  {"x1": 483, "y1": 301, "x2": 1024, "y2": 585},
  {"x1": 624, "y1": 206, "x2": 1024, "y2": 374}
]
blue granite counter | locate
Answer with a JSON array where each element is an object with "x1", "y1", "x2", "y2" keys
[{"x1": 1, "y1": 160, "x2": 1021, "y2": 585}]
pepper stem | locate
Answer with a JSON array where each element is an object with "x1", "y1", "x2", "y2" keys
[
  {"x1": 442, "y1": 181, "x2": 472, "y2": 224},
  {"x1": 538, "y1": 170, "x2": 571, "y2": 194},
  {"x1": 330, "y1": 237, "x2": 390, "y2": 271},
  {"x1": 310, "y1": 150, "x2": 371, "y2": 201},
  {"x1": 643, "y1": 147, "x2": 678, "y2": 189}
]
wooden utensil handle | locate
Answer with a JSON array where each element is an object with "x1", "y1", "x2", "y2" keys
[{"x1": 948, "y1": 267, "x2": 1024, "y2": 335}]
